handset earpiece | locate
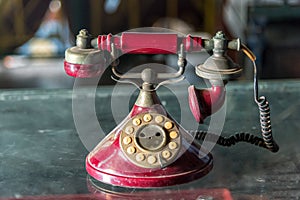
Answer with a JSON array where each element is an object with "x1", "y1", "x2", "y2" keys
[{"x1": 188, "y1": 31, "x2": 241, "y2": 122}]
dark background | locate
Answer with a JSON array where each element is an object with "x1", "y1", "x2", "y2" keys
[{"x1": 0, "y1": 0, "x2": 299, "y2": 89}]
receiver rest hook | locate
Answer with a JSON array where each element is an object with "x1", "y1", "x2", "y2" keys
[{"x1": 111, "y1": 44, "x2": 187, "y2": 91}]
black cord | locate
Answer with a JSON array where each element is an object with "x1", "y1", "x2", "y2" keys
[
  {"x1": 252, "y1": 58, "x2": 279, "y2": 152},
  {"x1": 191, "y1": 130, "x2": 278, "y2": 152},
  {"x1": 255, "y1": 96, "x2": 279, "y2": 152}
]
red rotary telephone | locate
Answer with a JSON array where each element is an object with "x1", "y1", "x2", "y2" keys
[{"x1": 64, "y1": 29, "x2": 278, "y2": 188}]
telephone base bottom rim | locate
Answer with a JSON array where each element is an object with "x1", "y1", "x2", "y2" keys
[{"x1": 85, "y1": 153, "x2": 213, "y2": 188}]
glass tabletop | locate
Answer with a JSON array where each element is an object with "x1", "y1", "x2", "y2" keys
[{"x1": 0, "y1": 80, "x2": 299, "y2": 199}]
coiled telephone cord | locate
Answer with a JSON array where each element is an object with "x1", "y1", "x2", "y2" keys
[{"x1": 191, "y1": 129, "x2": 278, "y2": 152}]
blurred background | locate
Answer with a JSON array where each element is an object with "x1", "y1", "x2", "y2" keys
[{"x1": 0, "y1": 0, "x2": 299, "y2": 89}]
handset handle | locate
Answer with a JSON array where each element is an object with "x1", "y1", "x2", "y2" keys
[{"x1": 96, "y1": 32, "x2": 203, "y2": 54}]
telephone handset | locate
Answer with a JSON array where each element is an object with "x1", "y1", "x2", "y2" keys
[{"x1": 64, "y1": 29, "x2": 279, "y2": 188}]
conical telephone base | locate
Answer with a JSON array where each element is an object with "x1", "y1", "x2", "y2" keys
[{"x1": 86, "y1": 104, "x2": 213, "y2": 188}]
